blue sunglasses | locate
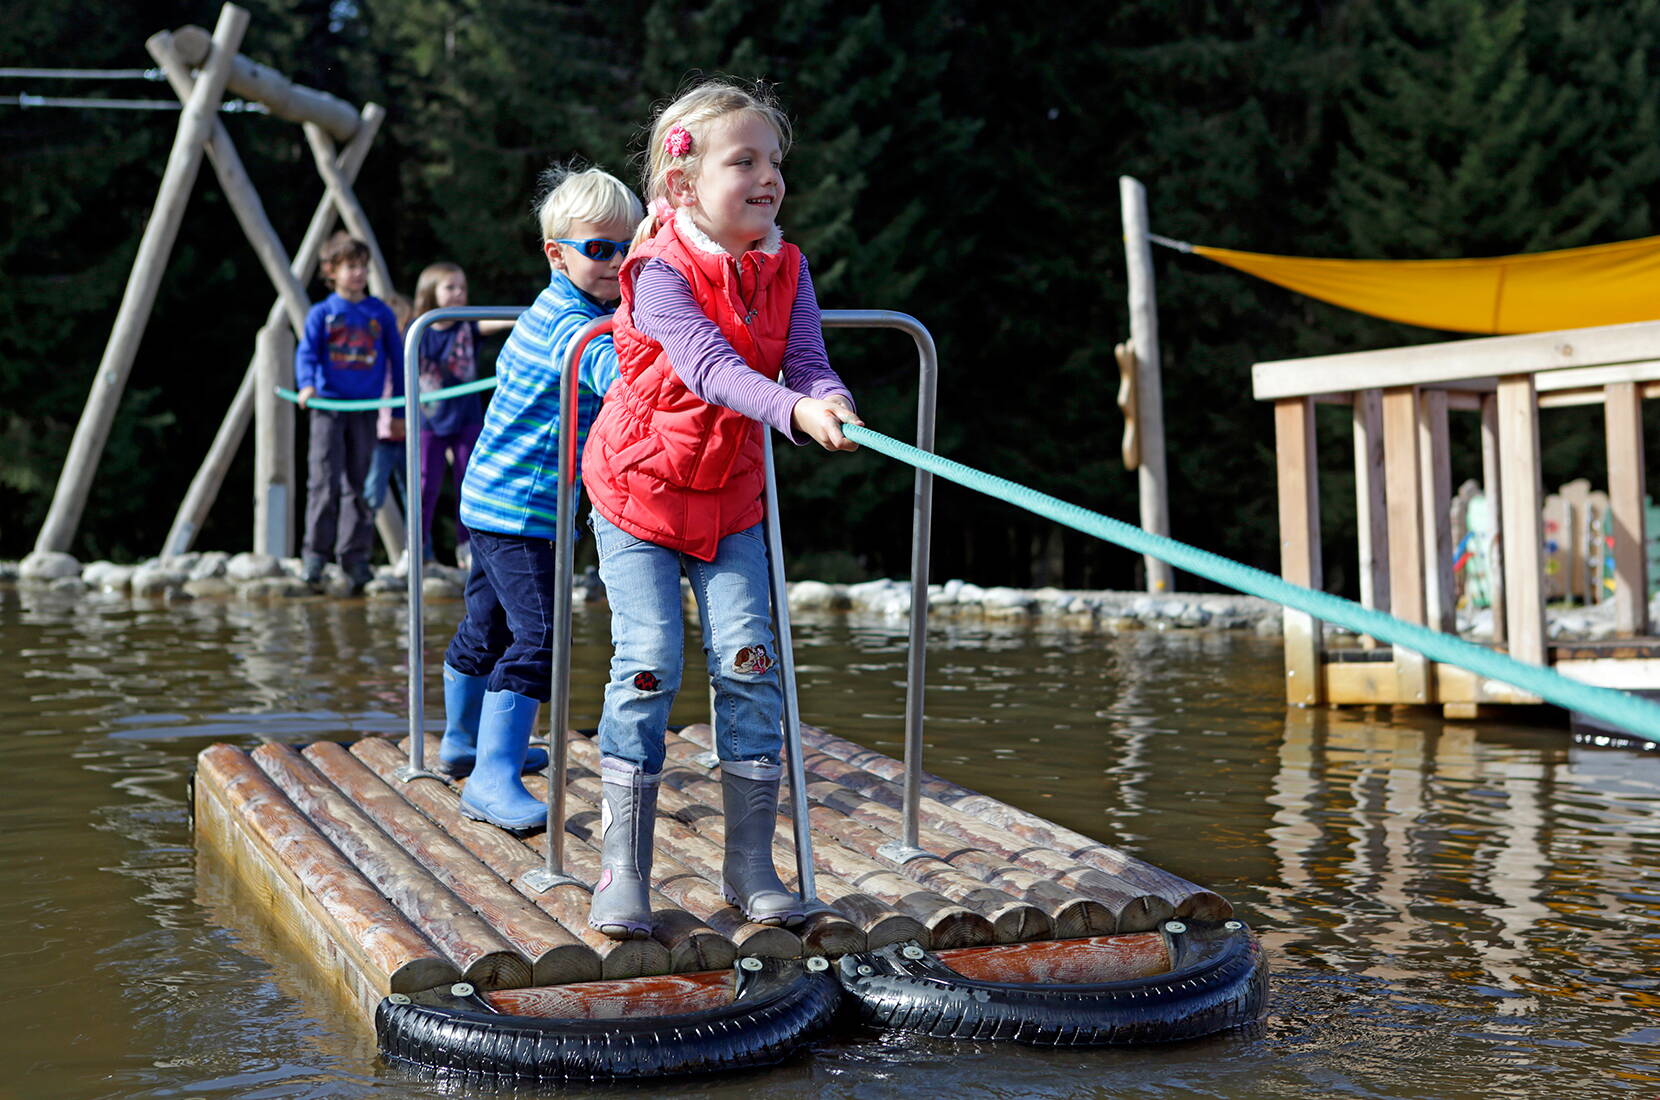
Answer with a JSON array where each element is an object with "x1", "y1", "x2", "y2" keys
[{"x1": 556, "y1": 237, "x2": 631, "y2": 261}]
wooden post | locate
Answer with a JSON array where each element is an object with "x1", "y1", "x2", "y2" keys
[
  {"x1": 161, "y1": 103, "x2": 385, "y2": 558},
  {"x1": 1118, "y1": 177, "x2": 1173, "y2": 592},
  {"x1": 1353, "y1": 389, "x2": 1390, "y2": 647},
  {"x1": 1604, "y1": 381, "x2": 1649, "y2": 636},
  {"x1": 1418, "y1": 389, "x2": 1455, "y2": 634},
  {"x1": 254, "y1": 325, "x2": 296, "y2": 558},
  {"x1": 34, "y1": 3, "x2": 249, "y2": 554},
  {"x1": 1497, "y1": 374, "x2": 1547, "y2": 665},
  {"x1": 146, "y1": 31, "x2": 310, "y2": 336},
  {"x1": 304, "y1": 123, "x2": 394, "y2": 300},
  {"x1": 1274, "y1": 398, "x2": 1323, "y2": 705},
  {"x1": 1480, "y1": 394, "x2": 1507, "y2": 645},
  {"x1": 1381, "y1": 386, "x2": 1429, "y2": 702}
]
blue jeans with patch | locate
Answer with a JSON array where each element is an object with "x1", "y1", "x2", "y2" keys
[{"x1": 591, "y1": 511, "x2": 782, "y2": 774}]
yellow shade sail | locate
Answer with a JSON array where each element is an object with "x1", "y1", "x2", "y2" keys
[{"x1": 1184, "y1": 235, "x2": 1660, "y2": 334}]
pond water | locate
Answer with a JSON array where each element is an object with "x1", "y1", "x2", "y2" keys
[{"x1": 3, "y1": 584, "x2": 1655, "y2": 1098}]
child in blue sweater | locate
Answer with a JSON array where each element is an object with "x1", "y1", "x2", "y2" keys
[
  {"x1": 295, "y1": 232, "x2": 403, "y2": 590},
  {"x1": 437, "y1": 167, "x2": 643, "y2": 832}
]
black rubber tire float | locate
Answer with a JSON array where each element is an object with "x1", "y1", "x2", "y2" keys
[
  {"x1": 834, "y1": 919, "x2": 1268, "y2": 1045},
  {"x1": 376, "y1": 955, "x2": 841, "y2": 1081}
]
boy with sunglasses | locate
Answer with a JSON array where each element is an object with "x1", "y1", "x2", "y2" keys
[{"x1": 438, "y1": 166, "x2": 645, "y2": 830}]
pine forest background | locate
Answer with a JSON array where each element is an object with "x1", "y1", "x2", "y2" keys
[{"x1": 5, "y1": 0, "x2": 1660, "y2": 592}]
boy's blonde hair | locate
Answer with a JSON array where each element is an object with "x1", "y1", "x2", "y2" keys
[
  {"x1": 536, "y1": 166, "x2": 643, "y2": 244},
  {"x1": 632, "y1": 79, "x2": 792, "y2": 248}
]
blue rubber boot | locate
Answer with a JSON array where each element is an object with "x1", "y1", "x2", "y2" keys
[
  {"x1": 458, "y1": 690, "x2": 548, "y2": 832},
  {"x1": 438, "y1": 665, "x2": 548, "y2": 778}
]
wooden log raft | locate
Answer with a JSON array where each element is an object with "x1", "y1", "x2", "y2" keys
[
  {"x1": 671, "y1": 726, "x2": 1164, "y2": 929},
  {"x1": 556, "y1": 766, "x2": 863, "y2": 958},
  {"x1": 658, "y1": 737, "x2": 1051, "y2": 944},
  {"x1": 566, "y1": 738, "x2": 934, "y2": 952},
  {"x1": 521, "y1": 772, "x2": 803, "y2": 960},
  {"x1": 796, "y1": 743, "x2": 1174, "y2": 929},
  {"x1": 194, "y1": 744, "x2": 457, "y2": 999},
  {"x1": 794, "y1": 724, "x2": 1231, "y2": 924},
  {"x1": 395, "y1": 735, "x2": 732, "y2": 974},
  {"x1": 357, "y1": 737, "x2": 671, "y2": 979},
  {"x1": 565, "y1": 738, "x2": 920, "y2": 949},
  {"x1": 623, "y1": 750, "x2": 992, "y2": 950},
  {"x1": 795, "y1": 770, "x2": 1115, "y2": 937},
  {"x1": 794, "y1": 744, "x2": 1165, "y2": 931},
  {"x1": 252, "y1": 742, "x2": 531, "y2": 990},
  {"x1": 304, "y1": 741, "x2": 592, "y2": 986}
]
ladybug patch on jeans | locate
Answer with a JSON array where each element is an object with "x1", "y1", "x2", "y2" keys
[
  {"x1": 733, "y1": 644, "x2": 775, "y2": 675},
  {"x1": 633, "y1": 671, "x2": 660, "y2": 692}
]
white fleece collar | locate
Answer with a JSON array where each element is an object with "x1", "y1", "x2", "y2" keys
[{"x1": 675, "y1": 206, "x2": 783, "y2": 257}]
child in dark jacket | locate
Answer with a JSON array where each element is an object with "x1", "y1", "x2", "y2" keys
[{"x1": 295, "y1": 231, "x2": 403, "y2": 590}]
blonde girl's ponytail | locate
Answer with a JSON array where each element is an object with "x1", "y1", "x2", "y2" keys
[{"x1": 631, "y1": 197, "x2": 675, "y2": 251}]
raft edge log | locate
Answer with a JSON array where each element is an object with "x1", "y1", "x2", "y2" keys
[
  {"x1": 359, "y1": 736, "x2": 661, "y2": 981},
  {"x1": 304, "y1": 740, "x2": 593, "y2": 987},
  {"x1": 395, "y1": 734, "x2": 716, "y2": 977},
  {"x1": 252, "y1": 741, "x2": 530, "y2": 990},
  {"x1": 193, "y1": 744, "x2": 457, "y2": 1005}
]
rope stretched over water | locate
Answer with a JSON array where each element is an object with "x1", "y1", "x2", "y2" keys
[
  {"x1": 841, "y1": 422, "x2": 1660, "y2": 744},
  {"x1": 274, "y1": 377, "x2": 496, "y2": 412}
]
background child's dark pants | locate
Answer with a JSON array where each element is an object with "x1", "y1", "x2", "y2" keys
[
  {"x1": 444, "y1": 528, "x2": 556, "y2": 701},
  {"x1": 304, "y1": 407, "x2": 377, "y2": 566}
]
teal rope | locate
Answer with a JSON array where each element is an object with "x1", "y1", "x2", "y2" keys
[
  {"x1": 842, "y1": 422, "x2": 1660, "y2": 744},
  {"x1": 274, "y1": 375, "x2": 497, "y2": 412}
]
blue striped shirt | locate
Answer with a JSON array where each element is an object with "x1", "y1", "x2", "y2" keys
[{"x1": 459, "y1": 273, "x2": 620, "y2": 538}]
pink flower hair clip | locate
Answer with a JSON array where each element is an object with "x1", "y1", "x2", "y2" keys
[{"x1": 663, "y1": 125, "x2": 693, "y2": 158}]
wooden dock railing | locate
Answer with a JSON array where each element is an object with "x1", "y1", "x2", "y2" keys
[{"x1": 1253, "y1": 320, "x2": 1660, "y2": 712}]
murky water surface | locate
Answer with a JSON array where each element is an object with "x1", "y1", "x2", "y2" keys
[{"x1": 3, "y1": 585, "x2": 1656, "y2": 1098}]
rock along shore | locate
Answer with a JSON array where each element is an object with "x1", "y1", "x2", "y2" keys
[
  {"x1": 4, "y1": 549, "x2": 1284, "y2": 635},
  {"x1": 8, "y1": 549, "x2": 1644, "y2": 641}
]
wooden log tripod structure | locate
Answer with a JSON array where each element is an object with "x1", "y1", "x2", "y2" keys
[
  {"x1": 31, "y1": 2, "x2": 406, "y2": 563},
  {"x1": 1255, "y1": 319, "x2": 1660, "y2": 716}
]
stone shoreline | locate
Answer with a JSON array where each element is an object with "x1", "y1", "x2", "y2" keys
[
  {"x1": 8, "y1": 549, "x2": 1643, "y2": 641},
  {"x1": 4, "y1": 549, "x2": 1284, "y2": 634}
]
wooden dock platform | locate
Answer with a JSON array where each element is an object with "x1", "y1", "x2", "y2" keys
[{"x1": 193, "y1": 723, "x2": 1231, "y2": 1024}]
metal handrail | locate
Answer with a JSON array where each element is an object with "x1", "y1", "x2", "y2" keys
[
  {"x1": 523, "y1": 315, "x2": 612, "y2": 892},
  {"x1": 395, "y1": 306, "x2": 942, "y2": 898},
  {"x1": 819, "y1": 311, "x2": 939, "y2": 863},
  {"x1": 394, "y1": 305, "x2": 525, "y2": 783}
]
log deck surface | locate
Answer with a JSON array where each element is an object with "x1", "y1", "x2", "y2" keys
[{"x1": 193, "y1": 722, "x2": 1230, "y2": 1024}]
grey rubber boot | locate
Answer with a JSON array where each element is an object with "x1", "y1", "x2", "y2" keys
[
  {"x1": 720, "y1": 760, "x2": 806, "y2": 927},
  {"x1": 586, "y1": 756, "x2": 660, "y2": 940}
]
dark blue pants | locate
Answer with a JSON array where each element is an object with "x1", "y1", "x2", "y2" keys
[
  {"x1": 444, "y1": 528, "x2": 556, "y2": 701},
  {"x1": 303, "y1": 408, "x2": 377, "y2": 566}
]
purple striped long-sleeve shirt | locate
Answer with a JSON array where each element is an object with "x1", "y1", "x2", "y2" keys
[{"x1": 631, "y1": 254, "x2": 854, "y2": 443}]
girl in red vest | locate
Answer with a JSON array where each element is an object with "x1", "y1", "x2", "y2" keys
[{"x1": 581, "y1": 81, "x2": 862, "y2": 939}]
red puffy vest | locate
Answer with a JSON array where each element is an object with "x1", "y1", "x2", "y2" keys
[{"x1": 582, "y1": 213, "x2": 801, "y2": 561}]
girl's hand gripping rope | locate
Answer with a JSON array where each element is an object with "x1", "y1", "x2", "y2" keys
[{"x1": 792, "y1": 395, "x2": 862, "y2": 452}]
